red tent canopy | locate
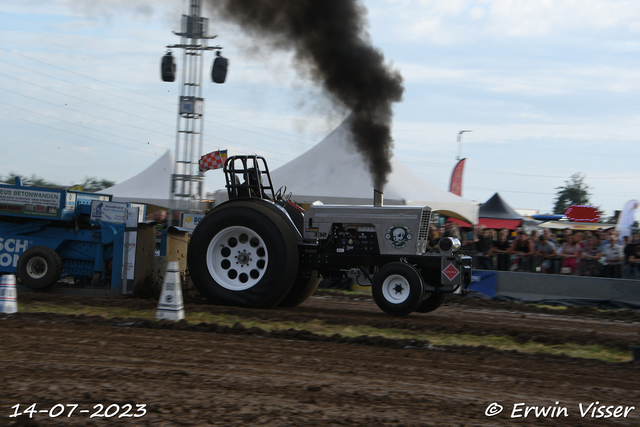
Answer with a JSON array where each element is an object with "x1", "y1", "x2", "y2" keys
[
  {"x1": 478, "y1": 218, "x2": 522, "y2": 230},
  {"x1": 446, "y1": 217, "x2": 472, "y2": 228},
  {"x1": 447, "y1": 217, "x2": 522, "y2": 230}
]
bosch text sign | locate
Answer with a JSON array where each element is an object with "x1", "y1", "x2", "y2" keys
[{"x1": 0, "y1": 238, "x2": 29, "y2": 268}]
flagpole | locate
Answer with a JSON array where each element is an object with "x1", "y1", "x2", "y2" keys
[{"x1": 456, "y1": 130, "x2": 472, "y2": 160}]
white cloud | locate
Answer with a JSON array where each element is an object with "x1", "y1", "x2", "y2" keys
[
  {"x1": 487, "y1": 0, "x2": 636, "y2": 37},
  {"x1": 59, "y1": 0, "x2": 172, "y2": 19},
  {"x1": 375, "y1": 0, "x2": 640, "y2": 42},
  {"x1": 469, "y1": 6, "x2": 487, "y2": 20},
  {"x1": 397, "y1": 60, "x2": 640, "y2": 96}
]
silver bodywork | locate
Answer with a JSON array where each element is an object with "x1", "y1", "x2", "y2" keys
[{"x1": 303, "y1": 205, "x2": 431, "y2": 256}]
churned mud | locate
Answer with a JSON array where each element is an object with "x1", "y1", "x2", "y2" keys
[{"x1": 2, "y1": 291, "x2": 640, "y2": 426}]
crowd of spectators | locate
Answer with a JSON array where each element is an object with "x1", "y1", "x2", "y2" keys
[{"x1": 428, "y1": 223, "x2": 640, "y2": 279}]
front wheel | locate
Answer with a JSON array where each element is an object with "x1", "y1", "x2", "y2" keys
[
  {"x1": 16, "y1": 246, "x2": 63, "y2": 290},
  {"x1": 372, "y1": 262, "x2": 424, "y2": 316},
  {"x1": 187, "y1": 201, "x2": 299, "y2": 308}
]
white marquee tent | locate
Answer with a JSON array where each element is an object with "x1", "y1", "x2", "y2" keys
[
  {"x1": 217, "y1": 118, "x2": 479, "y2": 223},
  {"x1": 98, "y1": 150, "x2": 173, "y2": 209},
  {"x1": 101, "y1": 120, "x2": 479, "y2": 224}
]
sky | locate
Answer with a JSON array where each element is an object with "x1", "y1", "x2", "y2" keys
[{"x1": 1, "y1": 0, "x2": 640, "y2": 218}]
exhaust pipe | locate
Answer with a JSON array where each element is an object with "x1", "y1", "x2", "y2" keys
[{"x1": 374, "y1": 189, "x2": 383, "y2": 207}]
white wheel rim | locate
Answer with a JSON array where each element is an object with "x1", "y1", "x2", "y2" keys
[
  {"x1": 206, "y1": 226, "x2": 268, "y2": 291},
  {"x1": 26, "y1": 257, "x2": 48, "y2": 279},
  {"x1": 381, "y1": 274, "x2": 410, "y2": 304}
]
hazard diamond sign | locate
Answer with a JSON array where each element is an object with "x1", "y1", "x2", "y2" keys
[{"x1": 442, "y1": 263, "x2": 460, "y2": 281}]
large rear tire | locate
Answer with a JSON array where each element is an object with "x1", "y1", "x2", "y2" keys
[
  {"x1": 187, "y1": 201, "x2": 299, "y2": 308},
  {"x1": 16, "y1": 246, "x2": 63, "y2": 290},
  {"x1": 277, "y1": 271, "x2": 320, "y2": 307},
  {"x1": 415, "y1": 292, "x2": 447, "y2": 313},
  {"x1": 372, "y1": 262, "x2": 424, "y2": 316}
]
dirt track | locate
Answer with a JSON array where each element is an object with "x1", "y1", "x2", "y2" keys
[{"x1": 2, "y1": 291, "x2": 640, "y2": 426}]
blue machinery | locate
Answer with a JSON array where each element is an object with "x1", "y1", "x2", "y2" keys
[{"x1": 0, "y1": 181, "x2": 142, "y2": 295}]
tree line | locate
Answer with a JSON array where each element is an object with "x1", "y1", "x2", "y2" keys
[
  {"x1": 0, "y1": 173, "x2": 115, "y2": 192},
  {"x1": 553, "y1": 172, "x2": 592, "y2": 215}
]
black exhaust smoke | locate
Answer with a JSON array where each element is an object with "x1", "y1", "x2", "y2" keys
[{"x1": 204, "y1": 0, "x2": 404, "y2": 191}]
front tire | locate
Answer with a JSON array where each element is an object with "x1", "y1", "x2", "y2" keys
[
  {"x1": 16, "y1": 246, "x2": 63, "y2": 290},
  {"x1": 415, "y1": 292, "x2": 447, "y2": 313},
  {"x1": 372, "y1": 262, "x2": 424, "y2": 316},
  {"x1": 187, "y1": 201, "x2": 299, "y2": 308}
]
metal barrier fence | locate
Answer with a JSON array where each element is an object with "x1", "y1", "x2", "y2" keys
[{"x1": 463, "y1": 250, "x2": 640, "y2": 279}]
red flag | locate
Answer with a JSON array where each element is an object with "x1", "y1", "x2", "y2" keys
[
  {"x1": 449, "y1": 158, "x2": 466, "y2": 196},
  {"x1": 198, "y1": 149, "x2": 228, "y2": 172}
]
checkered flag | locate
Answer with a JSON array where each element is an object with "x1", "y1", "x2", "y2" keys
[{"x1": 199, "y1": 149, "x2": 228, "y2": 172}]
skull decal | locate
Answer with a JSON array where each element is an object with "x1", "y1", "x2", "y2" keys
[
  {"x1": 393, "y1": 227, "x2": 406, "y2": 242},
  {"x1": 385, "y1": 225, "x2": 413, "y2": 249}
]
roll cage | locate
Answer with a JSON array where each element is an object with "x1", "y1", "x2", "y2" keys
[{"x1": 224, "y1": 155, "x2": 276, "y2": 200}]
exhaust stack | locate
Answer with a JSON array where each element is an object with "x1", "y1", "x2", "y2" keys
[{"x1": 374, "y1": 189, "x2": 383, "y2": 207}]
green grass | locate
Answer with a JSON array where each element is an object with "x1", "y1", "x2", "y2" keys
[
  {"x1": 15, "y1": 301, "x2": 632, "y2": 363},
  {"x1": 530, "y1": 304, "x2": 568, "y2": 311}
]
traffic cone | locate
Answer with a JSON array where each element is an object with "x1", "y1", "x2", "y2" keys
[
  {"x1": 156, "y1": 261, "x2": 184, "y2": 321},
  {"x1": 0, "y1": 274, "x2": 18, "y2": 314}
]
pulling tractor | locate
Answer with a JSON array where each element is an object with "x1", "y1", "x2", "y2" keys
[{"x1": 187, "y1": 155, "x2": 472, "y2": 316}]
